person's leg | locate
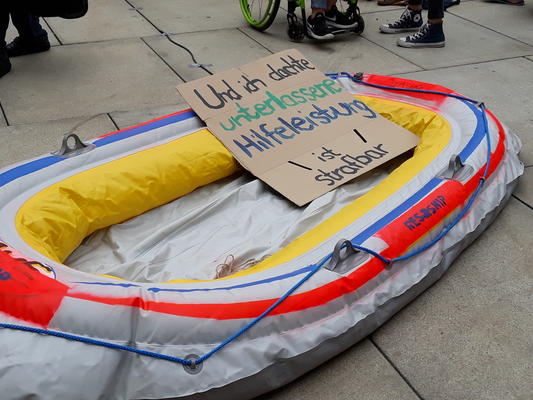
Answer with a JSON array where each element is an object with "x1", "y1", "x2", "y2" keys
[
  {"x1": 307, "y1": 0, "x2": 334, "y2": 39},
  {"x1": 326, "y1": 0, "x2": 337, "y2": 10},
  {"x1": 310, "y1": 0, "x2": 329, "y2": 16},
  {"x1": 10, "y1": 10, "x2": 47, "y2": 39},
  {"x1": 427, "y1": 0, "x2": 444, "y2": 22},
  {"x1": 0, "y1": 3, "x2": 11, "y2": 78},
  {"x1": 408, "y1": 0, "x2": 424, "y2": 11},
  {"x1": 0, "y1": 3, "x2": 8, "y2": 46},
  {"x1": 7, "y1": 7, "x2": 50, "y2": 57},
  {"x1": 379, "y1": 0, "x2": 423, "y2": 33},
  {"x1": 397, "y1": 0, "x2": 445, "y2": 47}
]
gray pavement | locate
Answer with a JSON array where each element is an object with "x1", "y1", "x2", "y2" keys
[{"x1": 0, "y1": 0, "x2": 532, "y2": 399}]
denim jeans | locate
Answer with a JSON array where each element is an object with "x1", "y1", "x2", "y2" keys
[{"x1": 311, "y1": 0, "x2": 329, "y2": 8}]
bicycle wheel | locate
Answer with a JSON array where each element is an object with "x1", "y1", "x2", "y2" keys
[{"x1": 240, "y1": 0, "x2": 281, "y2": 31}]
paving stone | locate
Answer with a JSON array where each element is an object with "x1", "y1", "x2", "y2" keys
[
  {"x1": 258, "y1": 339, "x2": 418, "y2": 400},
  {"x1": 0, "y1": 39, "x2": 183, "y2": 125},
  {"x1": 372, "y1": 197, "x2": 533, "y2": 400},
  {"x1": 448, "y1": 0, "x2": 533, "y2": 46},
  {"x1": 129, "y1": 0, "x2": 275, "y2": 34},
  {"x1": 395, "y1": 57, "x2": 533, "y2": 167},
  {"x1": 6, "y1": 18, "x2": 60, "y2": 46},
  {"x1": 362, "y1": 10, "x2": 533, "y2": 69},
  {"x1": 242, "y1": 22, "x2": 421, "y2": 75},
  {"x1": 44, "y1": 0, "x2": 158, "y2": 44},
  {"x1": 109, "y1": 103, "x2": 189, "y2": 129},
  {"x1": 143, "y1": 29, "x2": 272, "y2": 82},
  {"x1": 514, "y1": 166, "x2": 532, "y2": 208},
  {"x1": 0, "y1": 114, "x2": 116, "y2": 169},
  {"x1": 0, "y1": 109, "x2": 6, "y2": 127}
]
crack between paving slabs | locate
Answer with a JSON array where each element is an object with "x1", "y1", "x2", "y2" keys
[
  {"x1": 42, "y1": 18, "x2": 63, "y2": 46},
  {"x1": 107, "y1": 113, "x2": 120, "y2": 131},
  {"x1": 237, "y1": 27, "x2": 275, "y2": 55},
  {"x1": 140, "y1": 37, "x2": 187, "y2": 83},
  {"x1": 0, "y1": 102, "x2": 10, "y2": 126},
  {"x1": 512, "y1": 194, "x2": 533, "y2": 211},
  {"x1": 369, "y1": 337, "x2": 425, "y2": 400}
]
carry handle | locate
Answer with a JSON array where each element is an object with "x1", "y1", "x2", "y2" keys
[
  {"x1": 438, "y1": 155, "x2": 474, "y2": 183},
  {"x1": 326, "y1": 239, "x2": 370, "y2": 274},
  {"x1": 52, "y1": 133, "x2": 95, "y2": 158}
]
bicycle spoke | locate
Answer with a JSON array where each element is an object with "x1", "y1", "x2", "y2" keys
[{"x1": 240, "y1": 0, "x2": 279, "y2": 30}]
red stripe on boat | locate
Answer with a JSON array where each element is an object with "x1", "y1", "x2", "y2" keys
[
  {"x1": 363, "y1": 74, "x2": 452, "y2": 104},
  {"x1": 0, "y1": 251, "x2": 68, "y2": 327}
]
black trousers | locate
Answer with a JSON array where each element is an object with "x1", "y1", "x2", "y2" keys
[
  {"x1": 0, "y1": 4, "x2": 47, "y2": 48},
  {"x1": 0, "y1": 4, "x2": 7, "y2": 46},
  {"x1": 409, "y1": 0, "x2": 444, "y2": 19}
]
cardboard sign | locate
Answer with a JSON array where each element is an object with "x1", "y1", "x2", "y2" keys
[{"x1": 178, "y1": 49, "x2": 419, "y2": 206}]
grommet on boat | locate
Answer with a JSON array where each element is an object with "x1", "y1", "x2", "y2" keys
[{"x1": 183, "y1": 354, "x2": 203, "y2": 375}]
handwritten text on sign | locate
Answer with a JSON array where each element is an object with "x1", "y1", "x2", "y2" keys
[{"x1": 178, "y1": 49, "x2": 419, "y2": 206}]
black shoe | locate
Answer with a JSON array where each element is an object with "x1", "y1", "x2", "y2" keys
[
  {"x1": 307, "y1": 13, "x2": 334, "y2": 40},
  {"x1": 379, "y1": 7, "x2": 423, "y2": 33},
  {"x1": 0, "y1": 47, "x2": 11, "y2": 79},
  {"x1": 397, "y1": 22, "x2": 445, "y2": 48},
  {"x1": 325, "y1": 5, "x2": 358, "y2": 29},
  {"x1": 7, "y1": 35, "x2": 51, "y2": 57}
]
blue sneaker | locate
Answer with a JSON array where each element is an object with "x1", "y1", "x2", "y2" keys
[
  {"x1": 397, "y1": 22, "x2": 445, "y2": 48},
  {"x1": 379, "y1": 7, "x2": 423, "y2": 33}
]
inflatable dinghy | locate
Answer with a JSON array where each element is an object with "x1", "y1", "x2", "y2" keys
[{"x1": 0, "y1": 73, "x2": 523, "y2": 400}]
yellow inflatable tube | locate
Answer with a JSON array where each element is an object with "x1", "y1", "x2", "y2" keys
[{"x1": 15, "y1": 96, "x2": 450, "y2": 282}]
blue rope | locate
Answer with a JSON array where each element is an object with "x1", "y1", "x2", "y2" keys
[
  {"x1": 196, "y1": 256, "x2": 329, "y2": 364},
  {"x1": 350, "y1": 243, "x2": 391, "y2": 265},
  {"x1": 0, "y1": 322, "x2": 193, "y2": 365},
  {"x1": 0, "y1": 73, "x2": 492, "y2": 367},
  {"x1": 336, "y1": 73, "x2": 492, "y2": 263}
]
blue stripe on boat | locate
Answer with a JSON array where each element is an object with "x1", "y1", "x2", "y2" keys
[{"x1": 0, "y1": 110, "x2": 197, "y2": 188}]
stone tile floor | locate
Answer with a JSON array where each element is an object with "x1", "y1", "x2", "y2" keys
[{"x1": 0, "y1": 0, "x2": 531, "y2": 399}]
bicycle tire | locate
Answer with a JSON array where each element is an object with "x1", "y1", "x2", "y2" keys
[{"x1": 240, "y1": 0, "x2": 281, "y2": 32}]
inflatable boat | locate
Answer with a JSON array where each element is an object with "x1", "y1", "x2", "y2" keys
[{"x1": 0, "y1": 73, "x2": 523, "y2": 400}]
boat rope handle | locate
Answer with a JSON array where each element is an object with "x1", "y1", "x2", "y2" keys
[
  {"x1": 52, "y1": 132, "x2": 96, "y2": 159},
  {"x1": 327, "y1": 239, "x2": 391, "y2": 271},
  {"x1": 0, "y1": 74, "x2": 492, "y2": 370}
]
